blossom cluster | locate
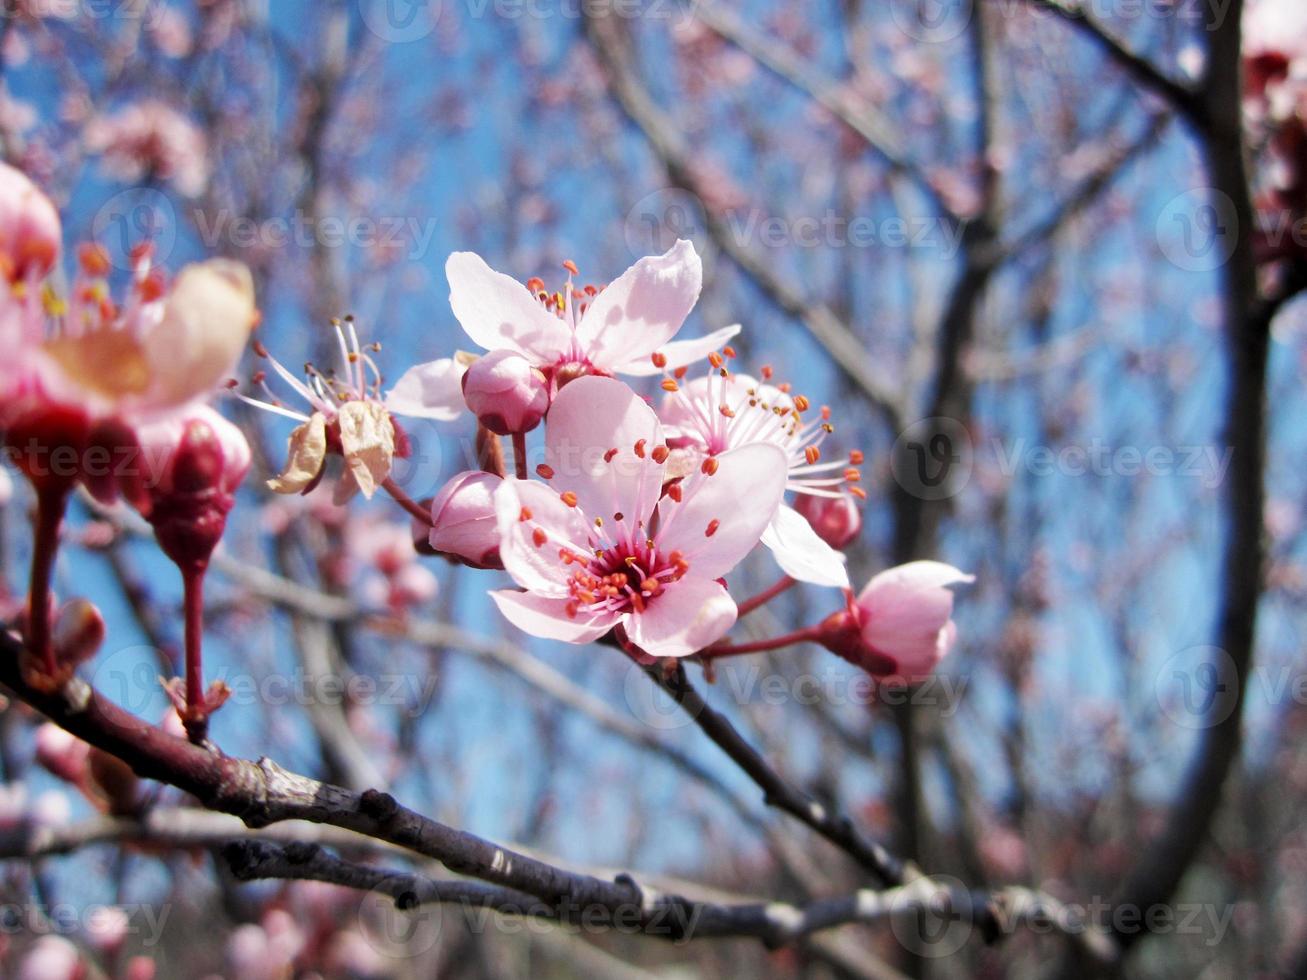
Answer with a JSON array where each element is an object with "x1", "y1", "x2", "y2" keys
[
  {"x1": 1244, "y1": 0, "x2": 1307, "y2": 264},
  {"x1": 0, "y1": 159, "x2": 975, "y2": 736}
]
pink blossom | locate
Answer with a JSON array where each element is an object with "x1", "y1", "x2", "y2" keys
[
  {"x1": 123, "y1": 405, "x2": 251, "y2": 566},
  {"x1": 17, "y1": 936, "x2": 81, "y2": 980},
  {"x1": 658, "y1": 361, "x2": 861, "y2": 587},
  {"x1": 854, "y1": 561, "x2": 974, "y2": 681},
  {"x1": 429, "y1": 470, "x2": 504, "y2": 569},
  {"x1": 461, "y1": 348, "x2": 549, "y2": 434},
  {"x1": 491, "y1": 376, "x2": 788, "y2": 658},
  {"x1": 243, "y1": 317, "x2": 465, "y2": 504},
  {"x1": 35, "y1": 722, "x2": 90, "y2": 786},
  {"x1": 795, "y1": 492, "x2": 862, "y2": 549},
  {"x1": 0, "y1": 163, "x2": 60, "y2": 282},
  {"x1": 446, "y1": 240, "x2": 738, "y2": 385},
  {"x1": 1, "y1": 235, "x2": 256, "y2": 494},
  {"x1": 84, "y1": 100, "x2": 209, "y2": 197}
]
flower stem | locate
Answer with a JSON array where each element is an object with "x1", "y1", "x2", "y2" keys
[
  {"x1": 700, "y1": 625, "x2": 823, "y2": 661},
  {"x1": 736, "y1": 575, "x2": 796, "y2": 617},
  {"x1": 27, "y1": 487, "x2": 69, "y2": 676},
  {"x1": 382, "y1": 477, "x2": 433, "y2": 527},
  {"x1": 181, "y1": 560, "x2": 208, "y2": 743},
  {"x1": 512, "y1": 432, "x2": 528, "y2": 480}
]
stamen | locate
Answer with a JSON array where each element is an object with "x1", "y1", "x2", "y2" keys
[
  {"x1": 560, "y1": 491, "x2": 579, "y2": 507},
  {"x1": 705, "y1": 519, "x2": 720, "y2": 537},
  {"x1": 536, "y1": 464, "x2": 555, "y2": 479},
  {"x1": 651, "y1": 445, "x2": 669, "y2": 464},
  {"x1": 701, "y1": 458, "x2": 719, "y2": 476}
]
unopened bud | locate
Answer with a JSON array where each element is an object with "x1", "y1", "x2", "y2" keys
[
  {"x1": 429, "y1": 471, "x2": 504, "y2": 569},
  {"x1": 461, "y1": 350, "x2": 549, "y2": 435},
  {"x1": 795, "y1": 493, "x2": 862, "y2": 549}
]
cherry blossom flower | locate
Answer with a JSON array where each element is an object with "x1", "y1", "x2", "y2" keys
[
  {"x1": 83, "y1": 100, "x2": 209, "y2": 197},
  {"x1": 461, "y1": 348, "x2": 549, "y2": 434},
  {"x1": 657, "y1": 355, "x2": 863, "y2": 588},
  {"x1": 0, "y1": 162, "x2": 60, "y2": 283},
  {"x1": 428, "y1": 470, "x2": 504, "y2": 568},
  {"x1": 820, "y1": 561, "x2": 974, "y2": 682},
  {"x1": 491, "y1": 375, "x2": 788, "y2": 658},
  {"x1": 0, "y1": 199, "x2": 256, "y2": 495},
  {"x1": 446, "y1": 240, "x2": 738, "y2": 386},
  {"x1": 17, "y1": 936, "x2": 81, "y2": 980},
  {"x1": 240, "y1": 315, "x2": 465, "y2": 504}
]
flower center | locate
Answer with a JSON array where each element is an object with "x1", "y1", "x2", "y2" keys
[
  {"x1": 560, "y1": 537, "x2": 689, "y2": 619},
  {"x1": 659, "y1": 352, "x2": 866, "y2": 500}
]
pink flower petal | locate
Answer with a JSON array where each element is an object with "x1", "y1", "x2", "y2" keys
[
  {"x1": 656, "y1": 443, "x2": 788, "y2": 580},
  {"x1": 624, "y1": 575, "x2": 737, "y2": 658},
  {"x1": 857, "y1": 561, "x2": 974, "y2": 675},
  {"x1": 575, "y1": 239, "x2": 702, "y2": 371},
  {"x1": 494, "y1": 476, "x2": 591, "y2": 594},
  {"x1": 446, "y1": 252, "x2": 571, "y2": 362},
  {"x1": 544, "y1": 375, "x2": 665, "y2": 525},
  {"x1": 490, "y1": 589, "x2": 618, "y2": 644},
  {"x1": 619, "y1": 323, "x2": 742, "y2": 376},
  {"x1": 759, "y1": 504, "x2": 850, "y2": 588},
  {"x1": 384, "y1": 358, "x2": 466, "y2": 421}
]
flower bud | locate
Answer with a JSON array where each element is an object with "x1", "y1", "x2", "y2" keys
[
  {"x1": 0, "y1": 163, "x2": 61, "y2": 283},
  {"x1": 429, "y1": 470, "x2": 504, "y2": 569},
  {"x1": 132, "y1": 406, "x2": 250, "y2": 567},
  {"x1": 795, "y1": 493, "x2": 862, "y2": 549},
  {"x1": 461, "y1": 350, "x2": 548, "y2": 435},
  {"x1": 34, "y1": 723, "x2": 89, "y2": 787},
  {"x1": 844, "y1": 561, "x2": 974, "y2": 682},
  {"x1": 51, "y1": 598, "x2": 105, "y2": 667}
]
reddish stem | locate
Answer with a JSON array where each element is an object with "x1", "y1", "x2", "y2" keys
[
  {"x1": 736, "y1": 575, "x2": 796, "y2": 617},
  {"x1": 382, "y1": 477, "x2": 433, "y2": 527},
  {"x1": 699, "y1": 625, "x2": 823, "y2": 661},
  {"x1": 27, "y1": 487, "x2": 69, "y2": 676},
  {"x1": 512, "y1": 432, "x2": 528, "y2": 480},
  {"x1": 181, "y1": 560, "x2": 208, "y2": 744}
]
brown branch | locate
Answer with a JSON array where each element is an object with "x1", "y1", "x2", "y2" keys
[
  {"x1": 1020, "y1": 0, "x2": 1204, "y2": 126},
  {"x1": 583, "y1": 10, "x2": 907, "y2": 428},
  {"x1": 0, "y1": 629, "x2": 1110, "y2": 957},
  {"x1": 1107, "y1": 0, "x2": 1268, "y2": 954},
  {"x1": 225, "y1": 839, "x2": 1113, "y2": 955},
  {"x1": 647, "y1": 662, "x2": 908, "y2": 888}
]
